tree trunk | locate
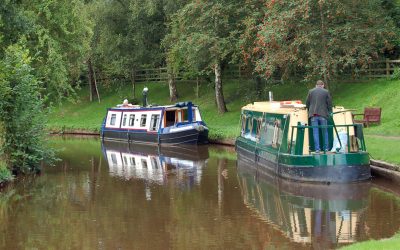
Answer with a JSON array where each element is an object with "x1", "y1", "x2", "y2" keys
[
  {"x1": 87, "y1": 58, "x2": 97, "y2": 102},
  {"x1": 93, "y1": 64, "x2": 100, "y2": 103},
  {"x1": 168, "y1": 72, "x2": 178, "y2": 102},
  {"x1": 130, "y1": 68, "x2": 136, "y2": 99},
  {"x1": 319, "y1": 1, "x2": 330, "y2": 89},
  {"x1": 254, "y1": 75, "x2": 262, "y2": 100},
  {"x1": 214, "y1": 63, "x2": 228, "y2": 113}
]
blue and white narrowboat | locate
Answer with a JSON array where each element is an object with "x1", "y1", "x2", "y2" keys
[{"x1": 101, "y1": 101, "x2": 208, "y2": 145}]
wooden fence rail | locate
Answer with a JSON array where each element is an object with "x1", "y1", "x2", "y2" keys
[
  {"x1": 366, "y1": 59, "x2": 400, "y2": 78},
  {"x1": 91, "y1": 59, "x2": 400, "y2": 85},
  {"x1": 132, "y1": 65, "x2": 251, "y2": 83}
]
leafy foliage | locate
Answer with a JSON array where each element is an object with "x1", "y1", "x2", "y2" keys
[
  {"x1": 0, "y1": 0, "x2": 92, "y2": 102},
  {"x1": 0, "y1": 45, "x2": 54, "y2": 173},
  {"x1": 163, "y1": 0, "x2": 244, "y2": 75},
  {"x1": 0, "y1": 161, "x2": 13, "y2": 183},
  {"x1": 391, "y1": 67, "x2": 400, "y2": 80},
  {"x1": 252, "y1": 0, "x2": 400, "y2": 84}
]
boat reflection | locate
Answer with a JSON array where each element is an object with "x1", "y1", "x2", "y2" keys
[
  {"x1": 102, "y1": 141, "x2": 209, "y2": 185},
  {"x1": 237, "y1": 157, "x2": 371, "y2": 248}
]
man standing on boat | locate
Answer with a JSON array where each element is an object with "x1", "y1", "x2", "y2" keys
[{"x1": 306, "y1": 80, "x2": 332, "y2": 153}]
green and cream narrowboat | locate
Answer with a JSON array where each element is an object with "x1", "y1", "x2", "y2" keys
[{"x1": 235, "y1": 100, "x2": 371, "y2": 183}]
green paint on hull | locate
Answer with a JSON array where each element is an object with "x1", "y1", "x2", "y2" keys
[{"x1": 236, "y1": 136, "x2": 370, "y2": 168}]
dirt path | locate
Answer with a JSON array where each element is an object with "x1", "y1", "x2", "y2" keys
[{"x1": 366, "y1": 134, "x2": 400, "y2": 140}]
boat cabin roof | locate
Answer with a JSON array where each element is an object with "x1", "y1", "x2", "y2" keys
[
  {"x1": 109, "y1": 101, "x2": 197, "y2": 111},
  {"x1": 242, "y1": 101, "x2": 307, "y2": 114}
]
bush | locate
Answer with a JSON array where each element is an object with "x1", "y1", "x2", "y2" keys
[
  {"x1": 0, "y1": 161, "x2": 13, "y2": 183},
  {"x1": 391, "y1": 67, "x2": 400, "y2": 80},
  {"x1": 0, "y1": 45, "x2": 55, "y2": 174}
]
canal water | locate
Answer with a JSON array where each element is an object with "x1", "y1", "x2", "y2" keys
[{"x1": 0, "y1": 137, "x2": 399, "y2": 249}]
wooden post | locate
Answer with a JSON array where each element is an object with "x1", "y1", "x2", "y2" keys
[
  {"x1": 386, "y1": 58, "x2": 390, "y2": 77},
  {"x1": 368, "y1": 63, "x2": 371, "y2": 80},
  {"x1": 238, "y1": 65, "x2": 241, "y2": 78},
  {"x1": 131, "y1": 68, "x2": 136, "y2": 99}
]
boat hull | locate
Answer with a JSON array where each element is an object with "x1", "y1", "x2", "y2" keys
[
  {"x1": 236, "y1": 140, "x2": 371, "y2": 183},
  {"x1": 102, "y1": 127, "x2": 208, "y2": 145}
]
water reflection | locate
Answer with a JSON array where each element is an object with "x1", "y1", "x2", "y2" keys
[
  {"x1": 237, "y1": 158, "x2": 371, "y2": 249},
  {"x1": 0, "y1": 137, "x2": 399, "y2": 249},
  {"x1": 102, "y1": 141, "x2": 209, "y2": 186}
]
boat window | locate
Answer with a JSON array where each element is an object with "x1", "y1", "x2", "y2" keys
[
  {"x1": 241, "y1": 115, "x2": 246, "y2": 135},
  {"x1": 165, "y1": 110, "x2": 176, "y2": 127},
  {"x1": 252, "y1": 118, "x2": 258, "y2": 136},
  {"x1": 150, "y1": 114, "x2": 160, "y2": 131},
  {"x1": 122, "y1": 114, "x2": 127, "y2": 126},
  {"x1": 130, "y1": 157, "x2": 136, "y2": 166},
  {"x1": 272, "y1": 120, "x2": 281, "y2": 147},
  {"x1": 129, "y1": 114, "x2": 135, "y2": 126},
  {"x1": 151, "y1": 157, "x2": 159, "y2": 169},
  {"x1": 140, "y1": 114, "x2": 147, "y2": 127},
  {"x1": 248, "y1": 118, "x2": 253, "y2": 134},
  {"x1": 110, "y1": 114, "x2": 117, "y2": 126},
  {"x1": 111, "y1": 154, "x2": 118, "y2": 165},
  {"x1": 256, "y1": 119, "x2": 262, "y2": 139},
  {"x1": 192, "y1": 108, "x2": 197, "y2": 121},
  {"x1": 182, "y1": 109, "x2": 188, "y2": 121},
  {"x1": 123, "y1": 156, "x2": 128, "y2": 165},
  {"x1": 141, "y1": 159, "x2": 148, "y2": 168}
]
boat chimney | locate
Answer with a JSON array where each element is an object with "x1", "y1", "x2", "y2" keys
[
  {"x1": 142, "y1": 87, "x2": 148, "y2": 107},
  {"x1": 269, "y1": 91, "x2": 273, "y2": 102}
]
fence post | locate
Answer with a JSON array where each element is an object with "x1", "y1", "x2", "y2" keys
[
  {"x1": 368, "y1": 63, "x2": 371, "y2": 80},
  {"x1": 386, "y1": 58, "x2": 390, "y2": 77}
]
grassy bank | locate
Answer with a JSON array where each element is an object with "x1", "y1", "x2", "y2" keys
[
  {"x1": 48, "y1": 79, "x2": 400, "y2": 163},
  {"x1": 341, "y1": 233, "x2": 400, "y2": 250}
]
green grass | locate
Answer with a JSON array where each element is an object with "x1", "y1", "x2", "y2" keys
[
  {"x1": 365, "y1": 136, "x2": 400, "y2": 165},
  {"x1": 341, "y1": 230, "x2": 400, "y2": 249},
  {"x1": 332, "y1": 79, "x2": 400, "y2": 136},
  {"x1": 47, "y1": 79, "x2": 400, "y2": 164}
]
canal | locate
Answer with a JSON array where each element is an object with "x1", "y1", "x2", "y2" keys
[{"x1": 0, "y1": 137, "x2": 399, "y2": 249}]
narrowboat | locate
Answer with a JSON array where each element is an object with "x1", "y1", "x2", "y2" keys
[
  {"x1": 102, "y1": 141, "x2": 209, "y2": 185},
  {"x1": 101, "y1": 100, "x2": 208, "y2": 145},
  {"x1": 235, "y1": 100, "x2": 371, "y2": 183},
  {"x1": 237, "y1": 160, "x2": 370, "y2": 247}
]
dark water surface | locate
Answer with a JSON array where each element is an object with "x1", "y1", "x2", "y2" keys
[{"x1": 1, "y1": 137, "x2": 400, "y2": 249}]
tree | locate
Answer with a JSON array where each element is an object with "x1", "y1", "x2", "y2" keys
[
  {"x1": 0, "y1": 45, "x2": 54, "y2": 173},
  {"x1": 238, "y1": 0, "x2": 267, "y2": 99},
  {"x1": 89, "y1": 0, "x2": 169, "y2": 100},
  {"x1": 0, "y1": 0, "x2": 92, "y2": 102},
  {"x1": 164, "y1": 0, "x2": 244, "y2": 113},
  {"x1": 252, "y1": 0, "x2": 400, "y2": 85}
]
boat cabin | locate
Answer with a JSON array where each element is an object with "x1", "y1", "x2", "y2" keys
[
  {"x1": 101, "y1": 101, "x2": 209, "y2": 144},
  {"x1": 236, "y1": 100, "x2": 370, "y2": 183},
  {"x1": 239, "y1": 101, "x2": 362, "y2": 155}
]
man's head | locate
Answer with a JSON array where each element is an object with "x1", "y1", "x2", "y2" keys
[{"x1": 316, "y1": 80, "x2": 325, "y2": 88}]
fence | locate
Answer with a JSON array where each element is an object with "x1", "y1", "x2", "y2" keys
[
  {"x1": 93, "y1": 59, "x2": 400, "y2": 85},
  {"x1": 365, "y1": 59, "x2": 400, "y2": 78},
  {"x1": 132, "y1": 65, "x2": 252, "y2": 83},
  {"x1": 134, "y1": 67, "x2": 168, "y2": 82}
]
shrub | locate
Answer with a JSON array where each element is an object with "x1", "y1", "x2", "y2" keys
[
  {"x1": 391, "y1": 67, "x2": 400, "y2": 80},
  {"x1": 0, "y1": 161, "x2": 13, "y2": 183},
  {"x1": 0, "y1": 45, "x2": 55, "y2": 174}
]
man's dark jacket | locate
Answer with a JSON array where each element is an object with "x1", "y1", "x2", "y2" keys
[{"x1": 306, "y1": 87, "x2": 332, "y2": 118}]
